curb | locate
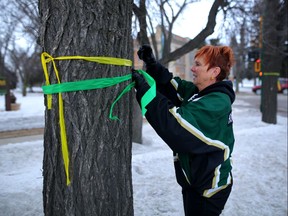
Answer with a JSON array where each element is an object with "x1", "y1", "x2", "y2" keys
[{"x1": 0, "y1": 128, "x2": 44, "y2": 139}]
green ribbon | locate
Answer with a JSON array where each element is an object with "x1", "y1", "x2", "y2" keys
[
  {"x1": 137, "y1": 70, "x2": 156, "y2": 116},
  {"x1": 42, "y1": 74, "x2": 132, "y2": 94},
  {"x1": 42, "y1": 69, "x2": 156, "y2": 119}
]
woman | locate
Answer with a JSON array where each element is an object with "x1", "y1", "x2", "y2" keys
[{"x1": 132, "y1": 45, "x2": 235, "y2": 216}]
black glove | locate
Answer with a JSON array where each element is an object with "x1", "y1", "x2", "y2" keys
[
  {"x1": 137, "y1": 45, "x2": 172, "y2": 85},
  {"x1": 132, "y1": 69, "x2": 150, "y2": 101},
  {"x1": 137, "y1": 45, "x2": 157, "y2": 66}
]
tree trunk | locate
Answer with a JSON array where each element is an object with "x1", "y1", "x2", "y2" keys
[
  {"x1": 261, "y1": 0, "x2": 279, "y2": 124},
  {"x1": 132, "y1": 94, "x2": 143, "y2": 144},
  {"x1": 38, "y1": 1, "x2": 134, "y2": 215},
  {"x1": 22, "y1": 81, "x2": 27, "y2": 97},
  {"x1": 5, "y1": 85, "x2": 11, "y2": 111},
  {"x1": 261, "y1": 75, "x2": 278, "y2": 123}
]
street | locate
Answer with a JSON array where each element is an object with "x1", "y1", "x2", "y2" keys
[{"x1": 236, "y1": 92, "x2": 287, "y2": 118}]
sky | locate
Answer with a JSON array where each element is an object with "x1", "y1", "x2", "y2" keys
[
  {"x1": 173, "y1": 0, "x2": 224, "y2": 41},
  {"x1": 0, "y1": 81, "x2": 287, "y2": 216}
]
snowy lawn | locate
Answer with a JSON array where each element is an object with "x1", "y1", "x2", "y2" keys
[{"x1": 0, "y1": 86, "x2": 287, "y2": 216}]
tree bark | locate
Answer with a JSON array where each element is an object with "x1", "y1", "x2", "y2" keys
[
  {"x1": 132, "y1": 93, "x2": 143, "y2": 144},
  {"x1": 261, "y1": 0, "x2": 279, "y2": 124},
  {"x1": 38, "y1": 0, "x2": 134, "y2": 215}
]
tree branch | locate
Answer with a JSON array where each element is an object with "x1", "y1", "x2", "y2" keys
[
  {"x1": 133, "y1": 1, "x2": 150, "y2": 45},
  {"x1": 159, "y1": 0, "x2": 225, "y2": 64}
]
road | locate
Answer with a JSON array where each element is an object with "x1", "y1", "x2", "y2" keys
[
  {"x1": 0, "y1": 128, "x2": 43, "y2": 145},
  {"x1": 236, "y1": 92, "x2": 287, "y2": 118},
  {"x1": 277, "y1": 94, "x2": 288, "y2": 117},
  {"x1": 0, "y1": 92, "x2": 287, "y2": 145}
]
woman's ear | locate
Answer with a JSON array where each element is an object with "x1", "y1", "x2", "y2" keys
[{"x1": 213, "y1": 66, "x2": 221, "y2": 77}]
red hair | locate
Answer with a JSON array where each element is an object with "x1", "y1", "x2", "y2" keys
[{"x1": 195, "y1": 45, "x2": 235, "y2": 81}]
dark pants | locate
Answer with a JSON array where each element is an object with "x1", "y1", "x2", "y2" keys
[{"x1": 182, "y1": 184, "x2": 232, "y2": 216}]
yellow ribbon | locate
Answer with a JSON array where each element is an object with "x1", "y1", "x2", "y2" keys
[{"x1": 41, "y1": 52, "x2": 132, "y2": 185}]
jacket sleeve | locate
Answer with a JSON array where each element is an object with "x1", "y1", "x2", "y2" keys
[
  {"x1": 142, "y1": 91, "x2": 230, "y2": 160},
  {"x1": 146, "y1": 64, "x2": 198, "y2": 107},
  {"x1": 145, "y1": 62, "x2": 182, "y2": 106}
]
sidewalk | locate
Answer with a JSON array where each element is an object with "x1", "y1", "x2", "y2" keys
[{"x1": 0, "y1": 128, "x2": 43, "y2": 145}]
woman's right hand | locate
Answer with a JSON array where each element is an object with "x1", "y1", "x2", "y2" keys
[{"x1": 137, "y1": 45, "x2": 156, "y2": 65}]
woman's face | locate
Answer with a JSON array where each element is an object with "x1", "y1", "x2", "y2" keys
[{"x1": 191, "y1": 56, "x2": 220, "y2": 91}]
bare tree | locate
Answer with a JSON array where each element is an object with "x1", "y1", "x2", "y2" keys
[
  {"x1": 11, "y1": 0, "x2": 40, "y2": 41},
  {"x1": 133, "y1": 0, "x2": 229, "y2": 65},
  {"x1": 133, "y1": 0, "x2": 196, "y2": 62},
  {"x1": 38, "y1": 0, "x2": 134, "y2": 215},
  {"x1": 0, "y1": 1, "x2": 17, "y2": 62},
  {"x1": 133, "y1": 0, "x2": 150, "y2": 45},
  {"x1": 229, "y1": 19, "x2": 247, "y2": 93},
  {"x1": 9, "y1": 47, "x2": 42, "y2": 95},
  {"x1": 157, "y1": 0, "x2": 196, "y2": 61},
  {"x1": 8, "y1": 0, "x2": 42, "y2": 96},
  {"x1": 0, "y1": 0, "x2": 19, "y2": 110}
]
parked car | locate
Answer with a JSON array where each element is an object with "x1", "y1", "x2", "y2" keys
[{"x1": 252, "y1": 78, "x2": 288, "y2": 95}]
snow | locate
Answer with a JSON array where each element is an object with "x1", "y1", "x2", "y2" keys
[
  {"x1": 0, "y1": 82, "x2": 287, "y2": 216},
  {"x1": 0, "y1": 91, "x2": 45, "y2": 131}
]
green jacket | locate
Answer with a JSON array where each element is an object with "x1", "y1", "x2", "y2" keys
[{"x1": 137, "y1": 63, "x2": 235, "y2": 198}]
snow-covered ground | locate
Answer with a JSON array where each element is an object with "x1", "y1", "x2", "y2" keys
[{"x1": 0, "y1": 81, "x2": 287, "y2": 216}]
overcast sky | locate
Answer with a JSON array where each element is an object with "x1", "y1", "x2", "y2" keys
[{"x1": 173, "y1": 0, "x2": 225, "y2": 42}]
